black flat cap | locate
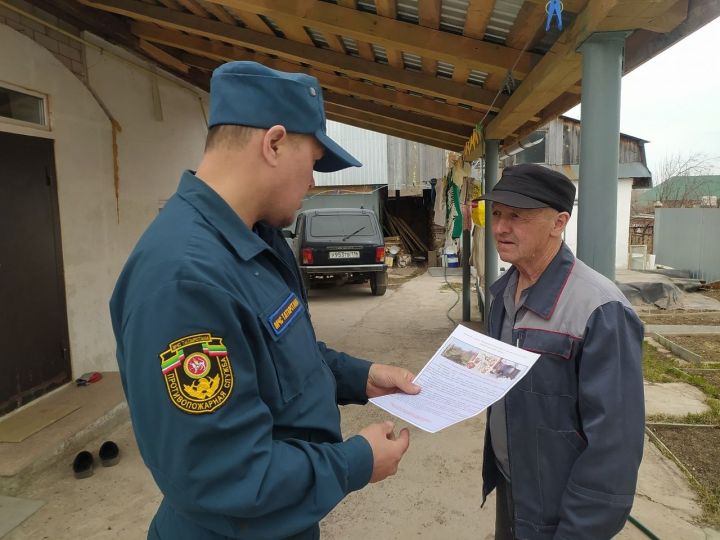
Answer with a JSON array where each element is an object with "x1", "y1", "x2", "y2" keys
[{"x1": 477, "y1": 163, "x2": 576, "y2": 214}]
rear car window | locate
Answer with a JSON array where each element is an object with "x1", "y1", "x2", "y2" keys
[{"x1": 309, "y1": 214, "x2": 375, "y2": 238}]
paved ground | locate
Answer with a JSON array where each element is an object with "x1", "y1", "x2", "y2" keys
[{"x1": 4, "y1": 272, "x2": 719, "y2": 539}]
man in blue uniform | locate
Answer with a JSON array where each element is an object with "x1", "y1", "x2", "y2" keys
[
  {"x1": 110, "y1": 61, "x2": 420, "y2": 540},
  {"x1": 478, "y1": 164, "x2": 645, "y2": 539}
]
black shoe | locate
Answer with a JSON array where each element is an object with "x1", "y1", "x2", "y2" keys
[
  {"x1": 99, "y1": 441, "x2": 120, "y2": 467},
  {"x1": 72, "y1": 450, "x2": 94, "y2": 479}
]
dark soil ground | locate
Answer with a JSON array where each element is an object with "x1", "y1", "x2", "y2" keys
[
  {"x1": 640, "y1": 312, "x2": 720, "y2": 325},
  {"x1": 649, "y1": 426, "x2": 720, "y2": 526},
  {"x1": 667, "y1": 335, "x2": 720, "y2": 363}
]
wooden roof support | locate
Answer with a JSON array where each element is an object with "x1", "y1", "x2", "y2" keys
[
  {"x1": 418, "y1": 0, "x2": 441, "y2": 75},
  {"x1": 138, "y1": 39, "x2": 190, "y2": 73},
  {"x1": 463, "y1": 0, "x2": 495, "y2": 39},
  {"x1": 324, "y1": 103, "x2": 468, "y2": 147},
  {"x1": 486, "y1": 0, "x2": 685, "y2": 140},
  {"x1": 324, "y1": 92, "x2": 472, "y2": 139},
  {"x1": 324, "y1": 110, "x2": 463, "y2": 151},
  {"x1": 203, "y1": 0, "x2": 540, "y2": 78},
  {"x1": 85, "y1": 1, "x2": 507, "y2": 109},
  {"x1": 375, "y1": 0, "x2": 403, "y2": 69},
  {"x1": 132, "y1": 24, "x2": 493, "y2": 126}
]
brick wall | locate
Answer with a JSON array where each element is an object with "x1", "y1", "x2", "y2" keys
[{"x1": 0, "y1": 0, "x2": 87, "y2": 82}]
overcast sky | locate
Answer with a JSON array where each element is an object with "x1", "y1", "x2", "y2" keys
[{"x1": 565, "y1": 16, "x2": 720, "y2": 177}]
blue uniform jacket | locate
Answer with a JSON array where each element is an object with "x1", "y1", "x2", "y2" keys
[
  {"x1": 482, "y1": 244, "x2": 645, "y2": 539},
  {"x1": 110, "y1": 171, "x2": 374, "y2": 540}
]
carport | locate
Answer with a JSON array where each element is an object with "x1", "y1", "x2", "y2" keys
[{"x1": 33, "y1": 0, "x2": 720, "y2": 315}]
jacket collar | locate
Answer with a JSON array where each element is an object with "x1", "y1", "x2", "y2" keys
[
  {"x1": 490, "y1": 242, "x2": 575, "y2": 321},
  {"x1": 176, "y1": 170, "x2": 267, "y2": 261}
]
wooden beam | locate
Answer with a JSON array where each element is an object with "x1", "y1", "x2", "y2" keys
[
  {"x1": 85, "y1": 1, "x2": 507, "y2": 109},
  {"x1": 204, "y1": 0, "x2": 540, "y2": 78},
  {"x1": 525, "y1": 0, "x2": 587, "y2": 13},
  {"x1": 375, "y1": 0, "x2": 403, "y2": 68},
  {"x1": 463, "y1": 0, "x2": 495, "y2": 39},
  {"x1": 418, "y1": 0, "x2": 440, "y2": 75},
  {"x1": 486, "y1": 0, "x2": 624, "y2": 139},
  {"x1": 503, "y1": 91, "x2": 580, "y2": 147},
  {"x1": 600, "y1": 0, "x2": 689, "y2": 32},
  {"x1": 625, "y1": 0, "x2": 720, "y2": 73},
  {"x1": 356, "y1": 40, "x2": 376, "y2": 61},
  {"x1": 505, "y1": 1, "x2": 547, "y2": 51},
  {"x1": 223, "y1": 6, "x2": 273, "y2": 33},
  {"x1": 176, "y1": 0, "x2": 209, "y2": 18},
  {"x1": 203, "y1": 2, "x2": 236, "y2": 24},
  {"x1": 138, "y1": 39, "x2": 190, "y2": 73},
  {"x1": 324, "y1": 92, "x2": 472, "y2": 138},
  {"x1": 325, "y1": 110, "x2": 463, "y2": 151},
  {"x1": 132, "y1": 24, "x2": 493, "y2": 125},
  {"x1": 325, "y1": 103, "x2": 468, "y2": 146}
]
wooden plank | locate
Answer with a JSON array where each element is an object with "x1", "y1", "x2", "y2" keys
[
  {"x1": 375, "y1": 0, "x2": 396, "y2": 19},
  {"x1": 375, "y1": 0, "x2": 403, "y2": 68},
  {"x1": 356, "y1": 40, "x2": 375, "y2": 61},
  {"x1": 224, "y1": 6, "x2": 273, "y2": 33},
  {"x1": 625, "y1": 0, "x2": 719, "y2": 73},
  {"x1": 132, "y1": 24, "x2": 496, "y2": 124},
  {"x1": 505, "y1": 1, "x2": 546, "y2": 51},
  {"x1": 204, "y1": 0, "x2": 540, "y2": 77},
  {"x1": 486, "y1": 0, "x2": 622, "y2": 139},
  {"x1": 525, "y1": 0, "x2": 587, "y2": 13},
  {"x1": 323, "y1": 33, "x2": 347, "y2": 53},
  {"x1": 324, "y1": 103, "x2": 468, "y2": 146},
  {"x1": 84, "y1": 2, "x2": 509, "y2": 109},
  {"x1": 175, "y1": 0, "x2": 208, "y2": 17},
  {"x1": 203, "y1": 2, "x2": 236, "y2": 24},
  {"x1": 138, "y1": 38, "x2": 190, "y2": 72},
  {"x1": 324, "y1": 91, "x2": 472, "y2": 138},
  {"x1": 325, "y1": 110, "x2": 464, "y2": 151},
  {"x1": 273, "y1": 21, "x2": 314, "y2": 44},
  {"x1": 418, "y1": 0, "x2": 440, "y2": 75},
  {"x1": 463, "y1": 0, "x2": 495, "y2": 39}
]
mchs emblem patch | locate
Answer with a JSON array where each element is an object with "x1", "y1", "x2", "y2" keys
[{"x1": 160, "y1": 333, "x2": 234, "y2": 414}]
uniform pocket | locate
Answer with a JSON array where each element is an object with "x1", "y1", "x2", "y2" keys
[
  {"x1": 258, "y1": 290, "x2": 321, "y2": 403},
  {"x1": 519, "y1": 329, "x2": 579, "y2": 396},
  {"x1": 537, "y1": 426, "x2": 587, "y2": 524}
]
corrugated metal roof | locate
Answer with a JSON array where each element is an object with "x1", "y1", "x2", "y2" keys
[
  {"x1": 440, "y1": 0, "x2": 468, "y2": 34},
  {"x1": 396, "y1": 0, "x2": 419, "y2": 24},
  {"x1": 306, "y1": 27, "x2": 329, "y2": 48},
  {"x1": 437, "y1": 61, "x2": 454, "y2": 79},
  {"x1": 341, "y1": 36, "x2": 360, "y2": 56},
  {"x1": 402, "y1": 51, "x2": 422, "y2": 71},
  {"x1": 372, "y1": 44, "x2": 389, "y2": 64},
  {"x1": 485, "y1": 0, "x2": 524, "y2": 42}
]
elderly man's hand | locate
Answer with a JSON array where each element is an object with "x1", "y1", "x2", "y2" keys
[{"x1": 366, "y1": 363, "x2": 420, "y2": 399}]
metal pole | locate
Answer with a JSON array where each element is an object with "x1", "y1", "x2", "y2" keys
[
  {"x1": 462, "y1": 227, "x2": 471, "y2": 321},
  {"x1": 577, "y1": 32, "x2": 627, "y2": 280},
  {"x1": 483, "y1": 140, "x2": 500, "y2": 326}
]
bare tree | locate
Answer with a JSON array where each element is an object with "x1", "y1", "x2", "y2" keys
[{"x1": 652, "y1": 152, "x2": 719, "y2": 208}]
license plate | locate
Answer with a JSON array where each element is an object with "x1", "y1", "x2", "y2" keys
[{"x1": 329, "y1": 251, "x2": 360, "y2": 259}]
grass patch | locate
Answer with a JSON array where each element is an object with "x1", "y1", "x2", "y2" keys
[
  {"x1": 643, "y1": 342, "x2": 720, "y2": 399},
  {"x1": 644, "y1": 341, "x2": 720, "y2": 525}
]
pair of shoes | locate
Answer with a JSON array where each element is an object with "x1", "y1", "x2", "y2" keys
[{"x1": 72, "y1": 441, "x2": 120, "y2": 479}]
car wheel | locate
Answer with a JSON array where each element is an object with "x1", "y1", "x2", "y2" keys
[{"x1": 370, "y1": 271, "x2": 387, "y2": 296}]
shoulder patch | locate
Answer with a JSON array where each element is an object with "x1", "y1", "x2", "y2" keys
[
  {"x1": 268, "y1": 292, "x2": 304, "y2": 336},
  {"x1": 159, "y1": 333, "x2": 233, "y2": 414}
]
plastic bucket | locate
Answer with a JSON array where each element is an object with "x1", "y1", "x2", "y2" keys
[{"x1": 446, "y1": 253, "x2": 459, "y2": 268}]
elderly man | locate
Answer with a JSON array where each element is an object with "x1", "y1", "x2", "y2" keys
[
  {"x1": 478, "y1": 164, "x2": 645, "y2": 539},
  {"x1": 110, "y1": 61, "x2": 419, "y2": 540}
]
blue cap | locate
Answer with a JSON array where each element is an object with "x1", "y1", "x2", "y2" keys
[{"x1": 208, "y1": 61, "x2": 362, "y2": 173}]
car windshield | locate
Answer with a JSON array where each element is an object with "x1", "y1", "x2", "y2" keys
[{"x1": 309, "y1": 214, "x2": 375, "y2": 238}]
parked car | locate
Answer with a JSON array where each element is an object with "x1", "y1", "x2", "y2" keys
[{"x1": 288, "y1": 208, "x2": 387, "y2": 295}]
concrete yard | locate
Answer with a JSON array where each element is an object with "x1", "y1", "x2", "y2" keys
[{"x1": 2, "y1": 272, "x2": 718, "y2": 539}]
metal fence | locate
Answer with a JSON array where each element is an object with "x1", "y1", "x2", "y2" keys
[{"x1": 655, "y1": 208, "x2": 720, "y2": 282}]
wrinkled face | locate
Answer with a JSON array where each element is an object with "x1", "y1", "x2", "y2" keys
[
  {"x1": 491, "y1": 202, "x2": 561, "y2": 268},
  {"x1": 267, "y1": 134, "x2": 324, "y2": 228}
]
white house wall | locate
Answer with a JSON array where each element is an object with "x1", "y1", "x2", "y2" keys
[
  {"x1": 564, "y1": 178, "x2": 632, "y2": 269},
  {"x1": 0, "y1": 25, "x2": 208, "y2": 376}
]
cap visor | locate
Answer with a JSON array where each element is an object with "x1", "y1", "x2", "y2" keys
[
  {"x1": 313, "y1": 130, "x2": 362, "y2": 172},
  {"x1": 477, "y1": 190, "x2": 549, "y2": 209}
]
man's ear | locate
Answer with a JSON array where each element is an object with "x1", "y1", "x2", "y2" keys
[
  {"x1": 551, "y1": 211, "x2": 571, "y2": 237},
  {"x1": 261, "y1": 125, "x2": 288, "y2": 166}
]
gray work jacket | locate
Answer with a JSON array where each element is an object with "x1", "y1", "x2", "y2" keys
[{"x1": 482, "y1": 243, "x2": 645, "y2": 539}]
